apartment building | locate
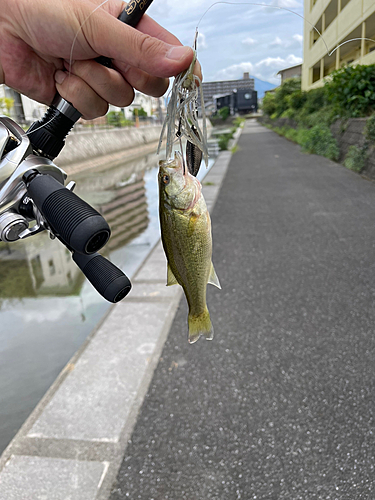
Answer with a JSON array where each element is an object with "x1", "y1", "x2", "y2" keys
[
  {"x1": 201, "y1": 73, "x2": 255, "y2": 104},
  {"x1": 302, "y1": 0, "x2": 375, "y2": 90}
]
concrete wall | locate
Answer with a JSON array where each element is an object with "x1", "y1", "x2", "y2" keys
[{"x1": 56, "y1": 125, "x2": 162, "y2": 167}]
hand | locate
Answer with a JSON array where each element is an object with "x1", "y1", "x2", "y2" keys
[{"x1": 0, "y1": 0, "x2": 200, "y2": 119}]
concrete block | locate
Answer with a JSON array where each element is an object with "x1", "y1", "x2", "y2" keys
[
  {"x1": 0, "y1": 455, "x2": 106, "y2": 500},
  {"x1": 27, "y1": 301, "x2": 175, "y2": 443}
]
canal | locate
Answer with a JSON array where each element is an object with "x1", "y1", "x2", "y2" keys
[{"x1": 0, "y1": 142, "x2": 218, "y2": 455}]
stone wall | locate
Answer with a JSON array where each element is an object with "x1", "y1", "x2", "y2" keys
[
  {"x1": 330, "y1": 118, "x2": 367, "y2": 161},
  {"x1": 258, "y1": 115, "x2": 375, "y2": 179},
  {"x1": 330, "y1": 118, "x2": 375, "y2": 178},
  {"x1": 257, "y1": 115, "x2": 298, "y2": 130},
  {"x1": 56, "y1": 125, "x2": 162, "y2": 167}
]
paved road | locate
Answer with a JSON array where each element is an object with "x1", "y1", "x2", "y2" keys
[{"x1": 110, "y1": 121, "x2": 375, "y2": 499}]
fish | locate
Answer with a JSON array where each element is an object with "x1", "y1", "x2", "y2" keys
[{"x1": 158, "y1": 151, "x2": 221, "y2": 344}]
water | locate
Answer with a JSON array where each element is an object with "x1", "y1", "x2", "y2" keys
[{"x1": 0, "y1": 146, "x2": 217, "y2": 455}]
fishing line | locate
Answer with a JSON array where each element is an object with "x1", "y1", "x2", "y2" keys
[
  {"x1": 22, "y1": 0, "x2": 375, "y2": 142},
  {"x1": 195, "y1": 1, "x2": 375, "y2": 58},
  {"x1": 22, "y1": 0, "x2": 113, "y2": 140}
]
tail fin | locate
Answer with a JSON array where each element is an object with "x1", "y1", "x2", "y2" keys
[{"x1": 188, "y1": 307, "x2": 214, "y2": 344}]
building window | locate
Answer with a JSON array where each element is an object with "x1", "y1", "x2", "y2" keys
[
  {"x1": 340, "y1": 0, "x2": 351, "y2": 10},
  {"x1": 311, "y1": 63, "x2": 321, "y2": 83},
  {"x1": 311, "y1": 16, "x2": 323, "y2": 46},
  {"x1": 324, "y1": 0, "x2": 338, "y2": 30}
]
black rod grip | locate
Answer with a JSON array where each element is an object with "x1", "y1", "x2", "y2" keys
[
  {"x1": 25, "y1": 172, "x2": 110, "y2": 255},
  {"x1": 96, "y1": 0, "x2": 154, "y2": 67},
  {"x1": 73, "y1": 252, "x2": 132, "y2": 302}
]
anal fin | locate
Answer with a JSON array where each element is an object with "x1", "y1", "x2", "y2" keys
[
  {"x1": 167, "y1": 263, "x2": 179, "y2": 286},
  {"x1": 208, "y1": 262, "x2": 221, "y2": 289}
]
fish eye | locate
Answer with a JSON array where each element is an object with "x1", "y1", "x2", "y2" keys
[{"x1": 162, "y1": 175, "x2": 170, "y2": 185}]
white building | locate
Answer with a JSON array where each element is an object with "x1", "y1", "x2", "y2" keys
[
  {"x1": 0, "y1": 84, "x2": 47, "y2": 123},
  {"x1": 109, "y1": 92, "x2": 164, "y2": 121}
]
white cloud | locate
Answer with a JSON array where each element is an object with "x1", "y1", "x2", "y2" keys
[
  {"x1": 269, "y1": 36, "x2": 283, "y2": 47},
  {"x1": 271, "y1": 0, "x2": 302, "y2": 8},
  {"x1": 214, "y1": 54, "x2": 303, "y2": 84},
  {"x1": 242, "y1": 37, "x2": 257, "y2": 46},
  {"x1": 293, "y1": 34, "x2": 303, "y2": 43},
  {"x1": 197, "y1": 32, "x2": 208, "y2": 50}
]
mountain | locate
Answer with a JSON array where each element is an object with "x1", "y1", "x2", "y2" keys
[{"x1": 252, "y1": 77, "x2": 277, "y2": 98}]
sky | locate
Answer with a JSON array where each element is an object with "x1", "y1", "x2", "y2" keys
[{"x1": 147, "y1": 0, "x2": 304, "y2": 86}]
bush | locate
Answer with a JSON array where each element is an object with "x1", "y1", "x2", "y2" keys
[
  {"x1": 218, "y1": 130, "x2": 234, "y2": 150},
  {"x1": 133, "y1": 107, "x2": 147, "y2": 117},
  {"x1": 0, "y1": 97, "x2": 14, "y2": 116},
  {"x1": 287, "y1": 89, "x2": 307, "y2": 112},
  {"x1": 107, "y1": 111, "x2": 133, "y2": 127},
  {"x1": 262, "y1": 92, "x2": 276, "y2": 117},
  {"x1": 233, "y1": 117, "x2": 245, "y2": 127},
  {"x1": 297, "y1": 105, "x2": 340, "y2": 128},
  {"x1": 344, "y1": 145, "x2": 368, "y2": 172},
  {"x1": 325, "y1": 64, "x2": 375, "y2": 117},
  {"x1": 364, "y1": 114, "x2": 375, "y2": 144},
  {"x1": 274, "y1": 78, "x2": 302, "y2": 117},
  {"x1": 218, "y1": 106, "x2": 230, "y2": 120},
  {"x1": 300, "y1": 125, "x2": 340, "y2": 160}
]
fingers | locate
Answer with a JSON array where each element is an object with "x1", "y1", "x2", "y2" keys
[
  {"x1": 113, "y1": 61, "x2": 169, "y2": 97},
  {"x1": 55, "y1": 69, "x2": 109, "y2": 119},
  {"x1": 136, "y1": 14, "x2": 183, "y2": 46},
  {"x1": 64, "y1": 59, "x2": 134, "y2": 107},
  {"x1": 81, "y1": 6, "x2": 194, "y2": 78}
]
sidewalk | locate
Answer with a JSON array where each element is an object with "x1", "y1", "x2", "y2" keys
[
  {"x1": 110, "y1": 121, "x2": 375, "y2": 499},
  {"x1": 0, "y1": 133, "x2": 236, "y2": 499}
]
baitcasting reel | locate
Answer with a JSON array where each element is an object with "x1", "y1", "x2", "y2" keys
[
  {"x1": 0, "y1": 114, "x2": 131, "y2": 303},
  {"x1": 0, "y1": 0, "x2": 157, "y2": 303}
]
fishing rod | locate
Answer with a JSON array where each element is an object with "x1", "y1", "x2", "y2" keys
[{"x1": 0, "y1": 0, "x2": 154, "y2": 303}]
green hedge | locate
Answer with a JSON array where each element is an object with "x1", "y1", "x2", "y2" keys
[{"x1": 261, "y1": 65, "x2": 375, "y2": 164}]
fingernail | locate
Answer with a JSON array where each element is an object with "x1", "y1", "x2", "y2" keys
[
  {"x1": 55, "y1": 70, "x2": 67, "y2": 85},
  {"x1": 166, "y1": 45, "x2": 191, "y2": 61}
]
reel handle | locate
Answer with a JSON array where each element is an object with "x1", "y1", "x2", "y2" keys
[
  {"x1": 24, "y1": 170, "x2": 110, "y2": 255},
  {"x1": 72, "y1": 252, "x2": 132, "y2": 303}
]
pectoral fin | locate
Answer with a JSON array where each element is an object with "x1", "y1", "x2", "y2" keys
[
  {"x1": 208, "y1": 262, "x2": 221, "y2": 289},
  {"x1": 167, "y1": 263, "x2": 179, "y2": 286}
]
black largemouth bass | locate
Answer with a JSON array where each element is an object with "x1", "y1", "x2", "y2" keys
[{"x1": 158, "y1": 152, "x2": 221, "y2": 344}]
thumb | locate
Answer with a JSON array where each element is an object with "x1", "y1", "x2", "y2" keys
[{"x1": 81, "y1": 8, "x2": 194, "y2": 78}]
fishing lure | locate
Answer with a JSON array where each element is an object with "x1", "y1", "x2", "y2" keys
[{"x1": 157, "y1": 31, "x2": 209, "y2": 176}]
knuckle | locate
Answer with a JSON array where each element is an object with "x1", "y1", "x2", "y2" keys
[
  {"x1": 137, "y1": 34, "x2": 159, "y2": 67},
  {"x1": 113, "y1": 89, "x2": 134, "y2": 107}
]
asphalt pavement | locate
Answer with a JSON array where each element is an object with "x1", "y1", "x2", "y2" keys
[{"x1": 110, "y1": 120, "x2": 375, "y2": 500}]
